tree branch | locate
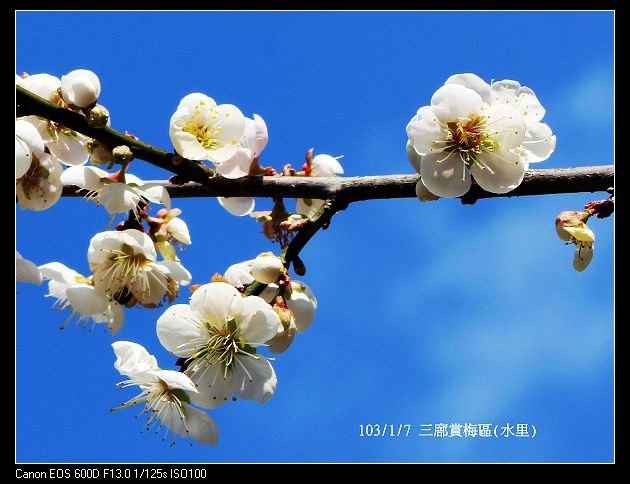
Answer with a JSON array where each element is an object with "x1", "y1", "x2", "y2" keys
[{"x1": 61, "y1": 166, "x2": 614, "y2": 204}]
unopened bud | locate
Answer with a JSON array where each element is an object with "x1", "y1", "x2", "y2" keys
[
  {"x1": 112, "y1": 145, "x2": 133, "y2": 164},
  {"x1": 86, "y1": 138, "x2": 113, "y2": 165},
  {"x1": 86, "y1": 104, "x2": 110, "y2": 128},
  {"x1": 415, "y1": 180, "x2": 440, "y2": 202},
  {"x1": 251, "y1": 252, "x2": 285, "y2": 284}
]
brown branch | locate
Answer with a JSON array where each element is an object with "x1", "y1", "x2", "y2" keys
[{"x1": 61, "y1": 166, "x2": 614, "y2": 204}]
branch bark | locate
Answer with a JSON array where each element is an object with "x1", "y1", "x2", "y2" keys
[{"x1": 61, "y1": 166, "x2": 614, "y2": 204}]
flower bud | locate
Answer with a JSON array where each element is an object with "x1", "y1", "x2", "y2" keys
[
  {"x1": 86, "y1": 104, "x2": 110, "y2": 128},
  {"x1": 415, "y1": 179, "x2": 440, "y2": 202},
  {"x1": 86, "y1": 139, "x2": 114, "y2": 165},
  {"x1": 250, "y1": 253, "x2": 284, "y2": 284},
  {"x1": 112, "y1": 145, "x2": 133, "y2": 164},
  {"x1": 555, "y1": 211, "x2": 594, "y2": 243},
  {"x1": 60, "y1": 69, "x2": 101, "y2": 108},
  {"x1": 286, "y1": 281, "x2": 317, "y2": 333}
]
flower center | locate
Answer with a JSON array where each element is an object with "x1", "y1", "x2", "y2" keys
[
  {"x1": 17, "y1": 156, "x2": 50, "y2": 198},
  {"x1": 445, "y1": 115, "x2": 496, "y2": 166},
  {"x1": 183, "y1": 112, "x2": 223, "y2": 150},
  {"x1": 97, "y1": 245, "x2": 151, "y2": 296},
  {"x1": 194, "y1": 319, "x2": 256, "y2": 373}
]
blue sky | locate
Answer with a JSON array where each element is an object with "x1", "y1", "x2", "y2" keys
[{"x1": 16, "y1": 11, "x2": 614, "y2": 463}]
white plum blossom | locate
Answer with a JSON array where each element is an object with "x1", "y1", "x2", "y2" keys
[
  {"x1": 112, "y1": 341, "x2": 218, "y2": 446},
  {"x1": 555, "y1": 211, "x2": 596, "y2": 272},
  {"x1": 16, "y1": 251, "x2": 42, "y2": 285},
  {"x1": 217, "y1": 197, "x2": 256, "y2": 217},
  {"x1": 61, "y1": 166, "x2": 171, "y2": 216},
  {"x1": 22, "y1": 115, "x2": 89, "y2": 166},
  {"x1": 223, "y1": 259, "x2": 255, "y2": 288},
  {"x1": 406, "y1": 73, "x2": 556, "y2": 198},
  {"x1": 18, "y1": 72, "x2": 89, "y2": 166},
  {"x1": 250, "y1": 253, "x2": 285, "y2": 285},
  {"x1": 60, "y1": 69, "x2": 101, "y2": 108},
  {"x1": 156, "y1": 282, "x2": 281, "y2": 409},
  {"x1": 286, "y1": 281, "x2": 317, "y2": 333},
  {"x1": 39, "y1": 262, "x2": 125, "y2": 334},
  {"x1": 152, "y1": 209, "x2": 192, "y2": 262},
  {"x1": 88, "y1": 229, "x2": 191, "y2": 307},
  {"x1": 16, "y1": 150, "x2": 63, "y2": 211},
  {"x1": 169, "y1": 93, "x2": 246, "y2": 164},
  {"x1": 16, "y1": 119, "x2": 45, "y2": 179},
  {"x1": 18, "y1": 73, "x2": 61, "y2": 102},
  {"x1": 216, "y1": 114, "x2": 268, "y2": 217},
  {"x1": 296, "y1": 153, "x2": 344, "y2": 218}
]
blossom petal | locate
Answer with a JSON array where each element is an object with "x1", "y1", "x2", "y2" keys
[
  {"x1": 267, "y1": 323, "x2": 297, "y2": 354},
  {"x1": 112, "y1": 341, "x2": 158, "y2": 378},
  {"x1": 296, "y1": 198, "x2": 324, "y2": 219},
  {"x1": 232, "y1": 356, "x2": 277, "y2": 403},
  {"x1": 217, "y1": 197, "x2": 255, "y2": 216},
  {"x1": 491, "y1": 80, "x2": 545, "y2": 122},
  {"x1": 167, "y1": 217, "x2": 191, "y2": 245},
  {"x1": 216, "y1": 148, "x2": 253, "y2": 179},
  {"x1": 16, "y1": 251, "x2": 42, "y2": 285},
  {"x1": 60, "y1": 165, "x2": 108, "y2": 192},
  {"x1": 177, "y1": 93, "x2": 217, "y2": 112},
  {"x1": 406, "y1": 140, "x2": 422, "y2": 173},
  {"x1": 153, "y1": 369, "x2": 197, "y2": 393},
  {"x1": 189, "y1": 282, "x2": 243, "y2": 329},
  {"x1": 180, "y1": 404, "x2": 219, "y2": 446},
  {"x1": 521, "y1": 121, "x2": 556, "y2": 163},
  {"x1": 287, "y1": 282, "x2": 317, "y2": 333},
  {"x1": 99, "y1": 183, "x2": 142, "y2": 214},
  {"x1": 15, "y1": 136, "x2": 32, "y2": 179},
  {"x1": 48, "y1": 131, "x2": 89, "y2": 166},
  {"x1": 157, "y1": 304, "x2": 205, "y2": 357},
  {"x1": 406, "y1": 106, "x2": 445, "y2": 155},
  {"x1": 472, "y1": 148, "x2": 527, "y2": 194},
  {"x1": 21, "y1": 73, "x2": 61, "y2": 102},
  {"x1": 312, "y1": 154, "x2": 344, "y2": 176},
  {"x1": 153, "y1": 261, "x2": 192, "y2": 286},
  {"x1": 38, "y1": 262, "x2": 82, "y2": 284},
  {"x1": 573, "y1": 242, "x2": 594, "y2": 272},
  {"x1": 252, "y1": 114, "x2": 269, "y2": 156},
  {"x1": 187, "y1": 363, "x2": 233, "y2": 409},
  {"x1": 445, "y1": 73, "x2": 492, "y2": 104},
  {"x1": 129, "y1": 268, "x2": 169, "y2": 306},
  {"x1": 65, "y1": 284, "x2": 110, "y2": 315},
  {"x1": 419, "y1": 152, "x2": 471, "y2": 198},
  {"x1": 138, "y1": 183, "x2": 172, "y2": 209},
  {"x1": 484, "y1": 104, "x2": 526, "y2": 149},
  {"x1": 237, "y1": 296, "x2": 281, "y2": 344},
  {"x1": 430, "y1": 84, "x2": 484, "y2": 124},
  {"x1": 223, "y1": 260, "x2": 255, "y2": 287}
]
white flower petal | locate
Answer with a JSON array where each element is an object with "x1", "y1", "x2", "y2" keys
[
  {"x1": 60, "y1": 69, "x2": 101, "y2": 108},
  {"x1": 153, "y1": 369, "x2": 197, "y2": 393},
  {"x1": 252, "y1": 114, "x2": 269, "y2": 156},
  {"x1": 267, "y1": 323, "x2": 297, "y2": 354},
  {"x1": 38, "y1": 262, "x2": 81, "y2": 284},
  {"x1": 177, "y1": 93, "x2": 217, "y2": 112},
  {"x1": 99, "y1": 183, "x2": 142, "y2": 214},
  {"x1": 232, "y1": 356, "x2": 277, "y2": 403},
  {"x1": 129, "y1": 268, "x2": 168, "y2": 306},
  {"x1": 415, "y1": 179, "x2": 440, "y2": 202},
  {"x1": 166, "y1": 217, "x2": 191, "y2": 245},
  {"x1": 187, "y1": 363, "x2": 233, "y2": 409},
  {"x1": 472, "y1": 148, "x2": 527, "y2": 194},
  {"x1": 16, "y1": 119, "x2": 45, "y2": 155},
  {"x1": 445, "y1": 73, "x2": 492, "y2": 104},
  {"x1": 16, "y1": 153, "x2": 63, "y2": 211},
  {"x1": 406, "y1": 140, "x2": 422, "y2": 173},
  {"x1": 216, "y1": 148, "x2": 253, "y2": 179},
  {"x1": 236, "y1": 296, "x2": 281, "y2": 344},
  {"x1": 287, "y1": 281, "x2": 317, "y2": 333},
  {"x1": 65, "y1": 284, "x2": 110, "y2": 315},
  {"x1": 169, "y1": 122, "x2": 208, "y2": 161},
  {"x1": 250, "y1": 254, "x2": 284, "y2": 285},
  {"x1": 295, "y1": 198, "x2": 324, "y2": 218},
  {"x1": 21, "y1": 73, "x2": 61, "y2": 102},
  {"x1": 180, "y1": 404, "x2": 219, "y2": 446},
  {"x1": 311, "y1": 154, "x2": 344, "y2": 176},
  {"x1": 521, "y1": 121, "x2": 556, "y2": 163},
  {"x1": 112, "y1": 341, "x2": 158, "y2": 378},
  {"x1": 573, "y1": 242, "x2": 594, "y2": 272},
  {"x1": 217, "y1": 197, "x2": 255, "y2": 216},
  {"x1": 484, "y1": 104, "x2": 526, "y2": 149},
  {"x1": 138, "y1": 183, "x2": 172, "y2": 209},
  {"x1": 15, "y1": 137, "x2": 32, "y2": 179},
  {"x1": 406, "y1": 106, "x2": 444, "y2": 155},
  {"x1": 189, "y1": 282, "x2": 243, "y2": 329},
  {"x1": 60, "y1": 165, "x2": 108, "y2": 191},
  {"x1": 430, "y1": 84, "x2": 484, "y2": 124},
  {"x1": 16, "y1": 251, "x2": 42, "y2": 285},
  {"x1": 153, "y1": 261, "x2": 192, "y2": 286},
  {"x1": 419, "y1": 152, "x2": 471, "y2": 198},
  {"x1": 157, "y1": 304, "x2": 205, "y2": 357},
  {"x1": 48, "y1": 131, "x2": 89, "y2": 166},
  {"x1": 490, "y1": 80, "x2": 545, "y2": 122},
  {"x1": 223, "y1": 260, "x2": 255, "y2": 287}
]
